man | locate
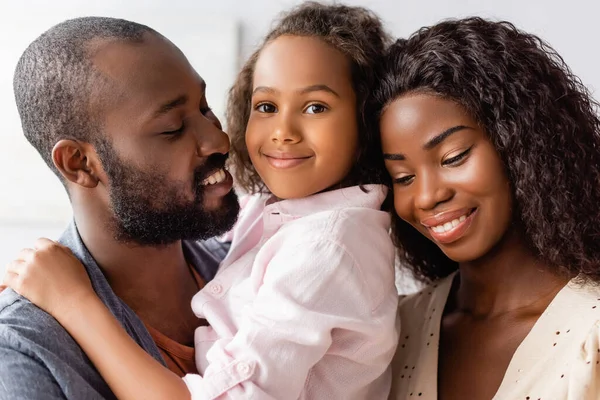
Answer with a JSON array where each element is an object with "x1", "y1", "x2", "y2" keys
[{"x1": 0, "y1": 17, "x2": 240, "y2": 399}]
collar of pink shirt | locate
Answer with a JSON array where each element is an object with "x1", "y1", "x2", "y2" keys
[{"x1": 262, "y1": 184, "x2": 388, "y2": 221}]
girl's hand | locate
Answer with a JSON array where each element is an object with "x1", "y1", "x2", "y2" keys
[{"x1": 2, "y1": 238, "x2": 95, "y2": 321}]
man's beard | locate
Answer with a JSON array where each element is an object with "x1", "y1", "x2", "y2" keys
[{"x1": 95, "y1": 139, "x2": 239, "y2": 246}]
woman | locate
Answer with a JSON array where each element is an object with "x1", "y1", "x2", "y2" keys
[{"x1": 375, "y1": 17, "x2": 600, "y2": 399}]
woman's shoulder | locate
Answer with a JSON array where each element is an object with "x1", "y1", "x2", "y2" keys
[{"x1": 398, "y1": 273, "x2": 455, "y2": 316}]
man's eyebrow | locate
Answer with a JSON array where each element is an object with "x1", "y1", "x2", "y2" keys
[
  {"x1": 152, "y1": 80, "x2": 206, "y2": 118},
  {"x1": 298, "y1": 84, "x2": 340, "y2": 98},
  {"x1": 424, "y1": 125, "x2": 472, "y2": 150}
]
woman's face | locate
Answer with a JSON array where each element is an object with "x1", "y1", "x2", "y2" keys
[{"x1": 380, "y1": 93, "x2": 513, "y2": 263}]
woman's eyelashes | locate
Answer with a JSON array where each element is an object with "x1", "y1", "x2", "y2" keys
[
  {"x1": 393, "y1": 175, "x2": 414, "y2": 186},
  {"x1": 442, "y1": 146, "x2": 472, "y2": 166},
  {"x1": 392, "y1": 146, "x2": 473, "y2": 186}
]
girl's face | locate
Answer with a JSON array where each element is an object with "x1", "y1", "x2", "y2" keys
[
  {"x1": 380, "y1": 93, "x2": 513, "y2": 263},
  {"x1": 246, "y1": 35, "x2": 359, "y2": 199}
]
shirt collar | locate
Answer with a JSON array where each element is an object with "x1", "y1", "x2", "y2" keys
[{"x1": 264, "y1": 184, "x2": 388, "y2": 219}]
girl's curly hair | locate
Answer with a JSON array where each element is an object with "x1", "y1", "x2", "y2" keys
[
  {"x1": 372, "y1": 17, "x2": 600, "y2": 283},
  {"x1": 226, "y1": 2, "x2": 391, "y2": 194}
]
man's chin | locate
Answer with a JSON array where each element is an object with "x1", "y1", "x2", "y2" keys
[{"x1": 201, "y1": 189, "x2": 240, "y2": 231}]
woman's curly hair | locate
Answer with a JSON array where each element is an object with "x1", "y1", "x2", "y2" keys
[
  {"x1": 372, "y1": 17, "x2": 600, "y2": 283},
  {"x1": 226, "y1": 2, "x2": 391, "y2": 194}
]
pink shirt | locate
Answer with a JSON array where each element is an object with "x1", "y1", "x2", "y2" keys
[{"x1": 183, "y1": 185, "x2": 399, "y2": 399}]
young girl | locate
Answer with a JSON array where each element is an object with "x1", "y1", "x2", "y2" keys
[
  {"x1": 4, "y1": 3, "x2": 399, "y2": 400},
  {"x1": 375, "y1": 18, "x2": 600, "y2": 399}
]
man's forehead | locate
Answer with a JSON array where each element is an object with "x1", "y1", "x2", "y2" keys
[
  {"x1": 89, "y1": 34, "x2": 184, "y2": 82},
  {"x1": 88, "y1": 34, "x2": 205, "y2": 112}
]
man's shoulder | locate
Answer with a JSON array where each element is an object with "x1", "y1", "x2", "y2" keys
[
  {"x1": 0, "y1": 290, "x2": 115, "y2": 399},
  {"x1": 0, "y1": 289, "x2": 77, "y2": 355}
]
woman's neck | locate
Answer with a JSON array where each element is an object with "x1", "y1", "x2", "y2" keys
[{"x1": 452, "y1": 229, "x2": 571, "y2": 317}]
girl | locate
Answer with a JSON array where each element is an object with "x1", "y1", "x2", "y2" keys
[
  {"x1": 4, "y1": 3, "x2": 399, "y2": 400},
  {"x1": 376, "y1": 17, "x2": 600, "y2": 399}
]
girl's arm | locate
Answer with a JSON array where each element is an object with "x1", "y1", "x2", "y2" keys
[{"x1": 3, "y1": 238, "x2": 191, "y2": 400}]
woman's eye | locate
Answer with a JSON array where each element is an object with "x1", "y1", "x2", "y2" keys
[
  {"x1": 255, "y1": 103, "x2": 277, "y2": 113},
  {"x1": 393, "y1": 175, "x2": 414, "y2": 186},
  {"x1": 305, "y1": 104, "x2": 327, "y2": 114},
  {"x1": 442, "y1": 147, "x2": 472, "y2": 166}
]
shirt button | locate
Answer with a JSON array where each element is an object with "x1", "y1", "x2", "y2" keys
[
  {"x1": 236, "y1": 362, "x2": 251, "y2": 375},
  {"x1": 209, "y1": 283, "x2": 223, "y2": 295}
]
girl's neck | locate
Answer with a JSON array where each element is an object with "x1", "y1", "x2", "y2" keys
[{"x1": 452, "y1": 229, "x2": 571, "y2": 317}]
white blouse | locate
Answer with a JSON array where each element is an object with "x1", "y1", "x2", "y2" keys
[{"x1": 389, "y1": 272, "x2": 600, "y2": 400}]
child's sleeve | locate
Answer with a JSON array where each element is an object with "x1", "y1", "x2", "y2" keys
[{"x1": 184, "y1": 233, "x2": 399, "y2": 400}]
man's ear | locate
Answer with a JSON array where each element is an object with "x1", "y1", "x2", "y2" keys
[{"x1": 52, "y1": 140, "x2": 102, "y2": 188}]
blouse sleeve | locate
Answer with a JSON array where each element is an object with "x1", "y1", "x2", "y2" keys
[{"x1": 183, "y1": 237, "x2": 398, "y2": 400}]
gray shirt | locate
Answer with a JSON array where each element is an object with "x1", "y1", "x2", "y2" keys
[{"x1": 0, "y1": 221, "x2": 228, "y2": 400}]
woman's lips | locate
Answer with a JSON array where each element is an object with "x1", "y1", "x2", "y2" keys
[{"x1": 423, "y1": 208, "x2": 477, "y2": 244}]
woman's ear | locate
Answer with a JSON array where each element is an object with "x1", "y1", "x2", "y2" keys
[{"x1": 52, "y1": 140, "x2": 101, "y2": 188}]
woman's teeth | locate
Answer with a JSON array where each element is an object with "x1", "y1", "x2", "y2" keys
[
  {"x1": 202, "y1": 169, "x2": 226, "y2": 185},
  {"x1": 431, "y1": 214, "x2": 467, "y2": 233}
]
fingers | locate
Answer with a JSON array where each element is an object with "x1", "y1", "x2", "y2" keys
[
  {"x1": 33, "y1": 238, "x2": 66, "y2": 251},
  {"x1": 5, "y1": 259, "x2": 26, "y2": 275},
  {"x1": 34, "y1": 239, "x2": 74, "y2": 259},
  {"x1": 33, "y1": 237, "x2": 54, "y2": 249},
  {"x1": 15, "y1": 248, "x2": 35, "y2": 262},
  {"x1": 1, "y1": 271, "x2": 19, "y2": 293}
]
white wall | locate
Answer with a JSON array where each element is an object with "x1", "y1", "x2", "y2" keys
[{"x1": 1, "y1": 0, "x2": 598, "y2": 272}]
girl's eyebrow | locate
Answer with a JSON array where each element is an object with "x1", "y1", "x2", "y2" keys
[
  {"x1": 251, "y1": 84, "x2": 340, "y2": 98},
  {"x1": 252, "y1": 86, "x2": 277, "y2": 95},
  {"x1": 297, "y1": 84, "x2": 340, "y2": 98}
]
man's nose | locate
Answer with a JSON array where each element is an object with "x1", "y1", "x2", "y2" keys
[{"x1": 193, "y1": 114, "x2": 230, "y2": 157}]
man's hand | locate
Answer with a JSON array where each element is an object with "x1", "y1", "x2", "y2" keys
[{"x1": 2, "y1": 238, "x2": 95, "y2": 321}]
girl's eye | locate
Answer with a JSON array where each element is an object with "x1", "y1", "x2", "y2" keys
[
  {"x1": 255, "y1": 103, "x2": 277, "y2": 113},
  {"x1": 393, "y1": 175, "x2": 415, "y2": 186},
  {"x1": 442, "y1": 147, "x2": 472, "y2": 166},
  {"x1": 305, "y1": 104, "x2": 327, "y2": 114}
]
